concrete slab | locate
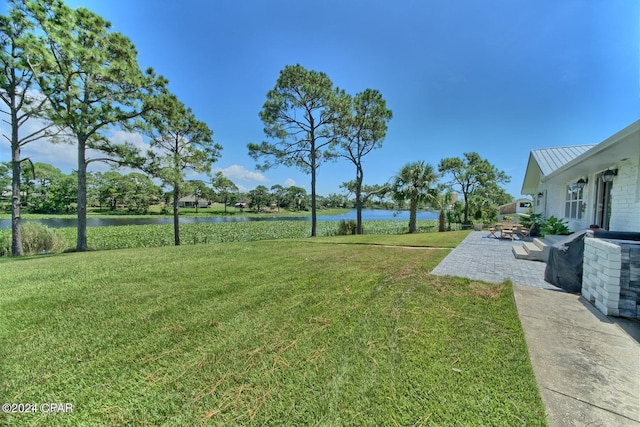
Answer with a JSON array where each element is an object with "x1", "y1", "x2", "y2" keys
[{"x1": 513, "y1": 285, "x2": 640, "y2": 427}]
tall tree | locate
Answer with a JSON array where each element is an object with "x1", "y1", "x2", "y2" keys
[
  {"x1": 248, "y1": 64, "x2": 348, "y2": 237},
  {"x1": 211, "y1": 171, "x2": 237, "y2": 213},
  {"x1": 28, "y1": 162, "x2": 63, "y2": 212},
  {"x1": 25, "y1": 0, "x2": 166, "y2": 250},
  {"x1": 392, "y1": 161, "x2": 437, "y2": 233},
  {"x1": 91, "y1": 170, "x2": 123, "y2": 211},
  {"x1": 284, "y1": 185, "x2": 307, "y2": 211},
  {"x1": 143, "y1": 93, "x2": 220, "y2": 245},
  {"x1": 0, "y1": 1, "x2": 58, "y2": 255},
  {"x1": 427, "y1": 184, "x2": 454, "y2": 232},
  {"x1": 438, "y1": 152, "x2": 510, "y2": 225},
  {"x1": 247, "y1": 185, "x2": 270, "y2": 212},
  {"x1": 270, "y1": 184, "x2": 285, "y2": 212},
  {"x1": 336, "y1": 89, "x2": 392, "y2": 234},
  {"x1": 122, "y1": 172, "x2": 160, "y2": 214}
]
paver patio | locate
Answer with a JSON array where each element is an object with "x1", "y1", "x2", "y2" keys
[
  {"x1": 431, "y1": 230, "x2": 559, "y2": 289},
  {"x1": 432, "y1": 230, "x2": 640, "y2": 426}
]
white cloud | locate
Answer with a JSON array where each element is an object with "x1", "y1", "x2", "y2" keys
[
  {"x1": 284, "y1": 178, "x2": 296, "y2": 187},
  {"x1": 21, "y1": 139, "x2": 77, "y2": 170},
  {"x1": 10, "y1": 128, "x2": 153, "y2": 175},
  {"x1": 217, "y1": 164, "x2": 268, "y2": 183},
  {"x1": 109, "y1": 129, "x2": 146, "y2": 150}
]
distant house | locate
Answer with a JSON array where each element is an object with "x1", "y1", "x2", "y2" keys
[
  {"x1": 521, "y1": 120, "x2": 640, "y2": 232},
  {"x1": 178, "y1": 195, "x2": 210, "y2": 208},
  {"x1": 499, "y1": 199, "x2": 532, "y2": 215}
]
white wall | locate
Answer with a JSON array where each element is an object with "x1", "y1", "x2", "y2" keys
[
  {"x1": 532, "y1": 155, "x2": 639, "y2": 233},
  {"x1": 609, "y1": 155, "x2": 640, "y2": 232}
]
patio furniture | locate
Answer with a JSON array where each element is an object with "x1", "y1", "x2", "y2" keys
[
  {"x1": 487, "y1": 225, "x2": 501, "y2": 239},
  {"x1": 501, "y1": 223, "x2": 516, "y2": 240},
  {"x1": 517, "y1": 226, "x2": 531, "y2": 240},
  {"x1": 487, "y1": 222, "x2": 518, "y2": 240}
]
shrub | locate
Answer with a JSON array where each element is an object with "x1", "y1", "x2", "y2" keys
[
  {"x1": 337, "y1": 220, "x2": 358, "y2": 235},
  {"x1": 540, "y1": 215, "x2": 571, "y2": 236},
  {"x1": 0, "y1": 230, "x2": 9, "y2": 256},
  {"x1": 19, "y1": 223, "x2": 67, "y2": 255}
]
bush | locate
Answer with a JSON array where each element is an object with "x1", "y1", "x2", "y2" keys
[
  {"x1": 337, "y1": 220, "x2": 358, "y2": 235},
  {"x1": 0, "y1": 231, "x2": 9, "y2": 257},
  {"x1": 540, "y1": 215, "x2": 571, "y2": 236},
  {"x1": 7, "y1": 223, "x2": 67, "y2": 256}
]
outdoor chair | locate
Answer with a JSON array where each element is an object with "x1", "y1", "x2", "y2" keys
[
  {"x1": 487, "y1": 225, "x2": 500, "y2": 239},
  {"x1": 518, "y1": 226, "x2": 531, "y2": 240},
  {"x1": 501, "y1": 224, "x2": 516, "y2": 240}
]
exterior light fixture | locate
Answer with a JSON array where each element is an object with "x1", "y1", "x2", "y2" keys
[
  {"x1": 602, "y1": 169, "x2": 618, "y2": 183},
  {"x1": 575, "y1": 177, "x2": 588, "y2": 189},
  {"x1": 537, "y1": 192, "x2": 544, "y2": 198}
]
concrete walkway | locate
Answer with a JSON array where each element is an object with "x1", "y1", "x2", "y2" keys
[{"x1": 432, "y1": 231, "x2": 640, "y2": 426}]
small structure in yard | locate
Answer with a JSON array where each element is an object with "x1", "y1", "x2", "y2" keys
[{"x1": 499, "y1": 199, "x2": 532, "y2": 216}]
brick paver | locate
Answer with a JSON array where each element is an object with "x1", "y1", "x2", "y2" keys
[{"x1": 431, "y1": 231, "x2": 560, "y2": 289}]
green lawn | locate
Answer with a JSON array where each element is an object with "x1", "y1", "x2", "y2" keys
[{"x1": 0, "y1": 233, "x2": 547, "y2": 426}]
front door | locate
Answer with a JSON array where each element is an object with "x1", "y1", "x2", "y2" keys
[{"x1": 594, "y1": 172, "x2": 613, "y2": 230}]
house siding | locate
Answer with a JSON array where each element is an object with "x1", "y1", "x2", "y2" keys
[
  {"x1": 537, "y1": 157, "x2": 640, "y2": 234},
  {"x1": 609, "y1": 156, "x2": 640, "y2": 232}
]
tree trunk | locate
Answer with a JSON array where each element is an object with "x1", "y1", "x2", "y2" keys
[
  {"x1": 355, "y1": 167, "x2": 363, "y2": 235},
  {"x1": 409, "y1": 197, "x2": 418, "y2": 233},
  {"x1": 310, "y1": 151, "x2": 317, "y2": 237},
  {"x1": 11, "y1": 120, "x2": 23, "y2": 256},
  {"x1": 438, "y1": 209, "x2": 446, "y2": 232},
  {"x1": 463, "y1": 192, "x2": 470, "y2": 224},
  {"x1": 173, "y1": 184, "x2": 180, "y2": 246},
  {"x1": 76, "y1": 138, "x2": 89, "y2": 251}
]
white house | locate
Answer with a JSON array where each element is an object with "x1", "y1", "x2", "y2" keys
[
  {"x1": 521, "y1": 120, "x2": 640, "y2": 232},
  {"x1": 498, "y1": 198, "x2": 532, "y2": 216},
  {"x1": 177, "y1": 195, "x2": 210, "y2": 208},
  {"x1": 521, "y1": 120, "x2": 640, "y2": 319}
]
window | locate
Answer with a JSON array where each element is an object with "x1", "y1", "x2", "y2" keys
[{"x1": 564, "y1": 185, "x2": 584, "y2": 219}]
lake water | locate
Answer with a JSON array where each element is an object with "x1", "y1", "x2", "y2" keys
[{"x1": 0, "y1": 209, "x2": 438, "y2": 229}]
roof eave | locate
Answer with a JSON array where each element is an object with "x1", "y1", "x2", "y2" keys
[{"x1": 543, "y1": 119, "x2": 640, "y2": 183}]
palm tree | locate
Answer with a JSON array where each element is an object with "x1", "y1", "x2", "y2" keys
[
  {"x1": 392, "y1": 161, "x2": 438, "y2": 233},
  {"x1": 428, "y1": 184, "x2": 454, "y2": 232}
]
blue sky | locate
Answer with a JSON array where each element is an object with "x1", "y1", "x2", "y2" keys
[{"x1": 2, "y1": 0, "x2": 639, "y2": 197}]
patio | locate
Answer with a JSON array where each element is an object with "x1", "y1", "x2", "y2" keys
[
  {"x1": 431, "y1": 230, "x2": 559, "y2": 289},
  {"x1": 432, "y1": 230, "x2": 640, "y2": 426}
]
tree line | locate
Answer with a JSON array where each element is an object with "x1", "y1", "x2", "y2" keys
[
  {"x1": 1, "y1": 0, "x2": 221, "y2": 253},
  {"x1": 248, "y1": 64, "x2": 512, "y2": 235},
  {"x1": 1, "y1": 1, "x2": 512, "y2": 256},
  {"x1": 0, "y1": 163, "x2": 319, "y2": 214}
]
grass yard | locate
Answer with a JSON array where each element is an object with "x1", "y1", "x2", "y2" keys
[{"x1": 0, "y1": 232, "x2": 547, "y2": 426}]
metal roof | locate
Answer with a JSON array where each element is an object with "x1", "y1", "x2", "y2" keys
[
  {"x1": 531, "y1": 145, "x2": 596, "y2": 176},
  {"x1": 521, "y1": 119, "x2": 640, "y2": 195}
]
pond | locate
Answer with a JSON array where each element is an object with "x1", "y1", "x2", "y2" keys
[{"x1": 0, "y1": 209, "x2": 439, "y2": 229}]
